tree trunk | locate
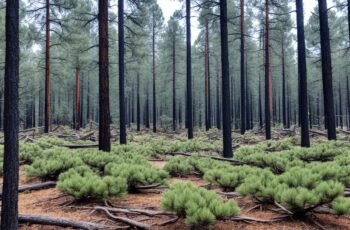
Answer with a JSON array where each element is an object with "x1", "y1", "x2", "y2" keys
[
  {"x1": 220, "y1": 0, "x2": 233, "y2": 158},
  {"x1": 86, "y1": 74, "x2": 90, "y2": 123},
  {"x1": 80, "y1": 75, "x2": 84, "y2": 128},
  {"x1": 152, "y1": 11, "x2": 157, "y2": 133},
  {"x1": 146, "y1": 87, "x2": 150, "y2": 129},
  {"x1": 240, "y1": 0, "x2": 246, "y2": 134},
  {"x1": 75, "y1": 67, "x2": 80, "y2": 130},
  {"x1": 1, "y1": 0, "x2": 20, "y2": 228},
  {"x1": 264, "y1": 0, "x2": 272, "y2": 140},
  {"x1": 186, "y1": 0, "x2": 193, "y2": 139},
  {"x1": 296, "y1": 0, "x2": 310, "y2": 147},
  {"x1": 137, "y1": 73, "x2": 140, "y2": 131},
  {"x1": 172, "y1": 35, "x2": 176, "y2": 131},
  {"x1": 347, "y1": 76, "x2": 350, "y2": 130},
  {"x1": 216, "y1": 69, "x2": 221, "y2": 130},
  {"x1": 318, "y1": 0, "x2": 337, "y2": 140},
  {"x1": 44, "y1": 0, "x2": 51, "y2": 133},
  {"x1": 205, "y1": 22, "x2": 211, "y2": 131},
  {"x1": 98, "y1": 0, "x2": 111, "y2": 151},
  {"x1": 281, "y1": 36, "x2": 287, "y2": 128},
  {"x1": 259, "y1": 74, "x2": 263, "y2": 129},
  {"x1": 339, "y1": 81, "x2": 343, "y2": 129},
  {"x1": 119, "y1": 0, "x2": 126, "y2": 144}
]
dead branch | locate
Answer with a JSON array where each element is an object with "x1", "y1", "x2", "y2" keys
[
  {"x1": 0, "y1": 181, "x2": 57, "y2": 198},
  {"x1": 98, "y1": 204, "x2": 175, "y2": 217},
  {"x1": 309, "y1": 130, "x2": 328, "y2": 137},
  {"x1": 170, "y1": 152, "x2": 245, "y2": 165},
  {"x1": 94, "y1": 206, "x2": 151, "y2": 229},
  {"x1": 231, "y1": 215, "x2": 289, "y2": 223},
  {"x1": 61, "y1": 144, "x2": 99, "y2": 149},
  {"x1": 18, "y1": 214, "x2": 113, "y2": 230}
]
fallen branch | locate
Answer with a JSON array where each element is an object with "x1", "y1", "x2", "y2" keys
[
  {"x1": 0, "y1": 181, "x2": 57, "y2": 198},
  {"x1": 61, "y1": 144, "x2": 98, "y2": 149},
  {"x1": 170, "y1": 152, "x2": 245, "y2": 165},
  {"x1": 310, "y1": 130, "x2": 327, "y2": 137},
  {"x1": 231, "y1": 215, "x2": 288, "y2": 223},
  {"x1": 338, "y1": 129, "x2": 350, "y2": 135},
  {"x1": 18, "y1": 214, "x2": 112, "y2": 230},
  {"x1": 94, "y1": 206, "x2": 151, "y2": 229},
  {"x1": 274, "y1": 201, "x2": 293, "y2": 215},
  {"x1": 156, "y1": 217, "x2": 179, "y2": 226},
  {"x1": 80, "y1": 131, "x2": 96, "y2": 140},
  {"x1": 217, "y1": 191, "x2": 239, "y2": 198},
  {"x1": 98, "y1": 204, "x2": 175, "y2": 217},
  {"x1": 134, "y1": 183, "x2": 164, "y2": 190}
]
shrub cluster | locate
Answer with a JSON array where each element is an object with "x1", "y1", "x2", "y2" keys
[
  {"x1": 105, "y1": 163, "x2": 168, "y2": 191},
  {"x1": 57, "y1": 166, "x2": 127, "y2": 200},
  {"x1": 25, "y1": 147, "x2": 83, "y2": 180},
  {"x1": 161, "y1": 182, "x2": 240, "y2": 226}
]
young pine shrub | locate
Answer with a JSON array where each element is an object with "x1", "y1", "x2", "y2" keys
[
  {"x1": 273, "y1": 180, "x2": 344, "y2": 215},
  {"x1": 242, "y1": 153, "x2": 289, "y2": 174},
  {"x1": 233, "y1": 146, "x2": 264, "y2": 162},
  {"x1": 331, "y1": 197, "x2": 350, "y2": 215},
  {"x1": 25, "y1": 148, "x2": 83, "y2": 180},
  {"x1": 309, "y1": 162, "x2": 350, "y2": 187},
  {"x1": 105, "y1": 163, "x2": 169, "y2": 191},
  {"x1": 294, "y1": 142, "x2": 346, "y2": 162},
  {"x1": 19, "y1": 143, "x2": 44, "y2": 164},
  {"x1": 164, "y1": 156, "x2": 194, "y2": 176},
  {"x1": 264, "y1": 139, "x2": 294, "y2": 151},
  {"x1": 78, "y1": 149, "x2": 120, "y2": 172},
  {"x1": 204, "y1": 166, "x2": 255, "y2": 191},
  {"x1": 189, "y1": 156, "x2": 231, "y2": 175},
  {"x1": 236, "y1": 169, "x2": 277, "y2": 202},
  {"x1": 161, "y1": 182, "x2": 240, "y2": 227},
  {"x1": 57, "y1": 166, "x2": 127, "y2": 200}
]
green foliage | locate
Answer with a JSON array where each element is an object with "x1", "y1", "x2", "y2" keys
[
  {"x1": 309, "y1": 162, "x2": 350, "y2": 187},
  {"x1": 242, "y1": 153, "x2": 289, "y2": 174},
  {"x1": 236, "y1": 170, "x2": 277, "y2": 202},
  {"x1": 204, "y1": 166, "x2": 256, "y2": 191},
  {"x1": 237, "y1": 166, "x2": 344, "y2": 214},
  {"x1": 25, "y1": 148, "x2": 83, "y2": 179},
  {"x1": 264, "y1": 139, "x2": 294, "y2": 151},
  {"x1": 35, "y1": 136, "x2": 70, "y2": 148},
  {"x1": 19, "y1": 143, "x2": 44, "y2": 163},
  {"x1": 164, "y1": 156, "x2": 194, "y2": 176},
  {"x1": 331, "y1": 197, "x2": 350, "y2": 215},
  {"x1": 105, "y1": 163, "x2": 169, "y2": 190},
  {"x1": 161, "y1": 182, "x2": 239, "y2": 226},
  {"x1": 293, "y1": 142, "x2": 348, "y2": 162},
  {"x1": 57, "y1": 166, "x2": 127, "y2": 200}
]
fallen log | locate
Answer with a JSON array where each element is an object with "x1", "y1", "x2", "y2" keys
[
  {"x1": 170, "y1": 152, "x2": 245, "y2": 165},
  {"x1": 0, "y1": 181, "x2": 57, "y2": 197},
  {"x1": 18, "y1": 214, "x2": 113, "y2": 230},
  {"x1": 61, "y1": 144, "x2": 99, "y2": 149},
  {"x1": 338, "y1": 129, "x2": 350, "y2": 135},
  {"x1": 310, "y1": 130, "x2": 327, "y2": 137},
  {"x1": 79, "y1": 131, "x2": 96, "y2": 140}
]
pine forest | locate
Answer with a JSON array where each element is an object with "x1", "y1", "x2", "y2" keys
[{"x1": 2, "y1": 0, "x2": 350, "y2": 229}]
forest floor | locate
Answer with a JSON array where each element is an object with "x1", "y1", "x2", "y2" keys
[
  {"x1": 1, "y1": 127, "x2": 350, "y2": 229},
  {"x1": 14, "y1": 166, "x2": 350, "y2": 230}
]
